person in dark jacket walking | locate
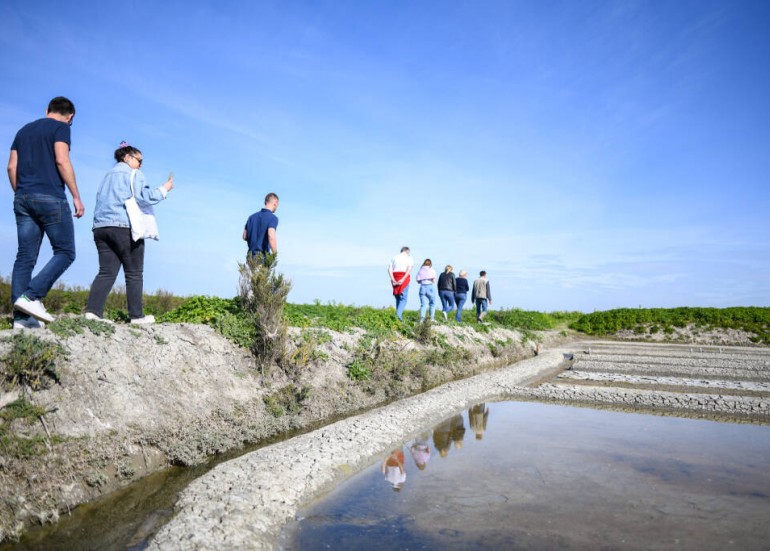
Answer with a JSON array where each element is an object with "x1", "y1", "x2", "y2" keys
[
  {"x1": 437, "y1": 265, "x2": 456, "y2": 321},
  {"x1": 454, "y1": 270, "x2": 470, "y2": 322}
]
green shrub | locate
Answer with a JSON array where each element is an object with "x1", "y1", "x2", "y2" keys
[
  {"x1": 413, "y1": 319, "x2": 434, "y2": 344},
  {"x1": 1, "y1": 333, "x2": 64, "y2": 391},
  {"x1": 159, "y1": 295, "x2": 241, "y2": 324},
  {"x1": 48, "y1": 316, "x2": 116, "y2": 338},
  {"x1": 285, "y1": 302, "x2": 407, "y2": 335},
  {"x1": 263, "y1": 384, "x2": 311, "y2": 417},
  {"x1": 0, "y1": 398, "x2": 51, "y2": 458},
  {"x1": 212, "y1": 311, "x2": 255, "y2": 349},
  {"x1": 347, "y1": 358, "x2": 371, "y2": 381},
  {"x1": 239, "y1": 254, "x2": 292, "y2": 372},
  {"x1": 290, "y1": 329, "x2": 331, "y2": 367}
]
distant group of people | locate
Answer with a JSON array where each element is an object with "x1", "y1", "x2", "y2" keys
[
  {"x1": 388, "y1": 246, "x2": 492, "y2": 323},
  {"x1": 381, "y1": 403, "x2": 490, "y2": 491},
  {"x1": 7, "y1": 97, "x2": 173, "y2": 328}
]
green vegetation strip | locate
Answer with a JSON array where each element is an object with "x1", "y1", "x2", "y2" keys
[
  {"x1": 570, "y1": 307, "x2": 770, "y2": 343},
  {"x1": 4, "y1": 275, "x2": 768, "y2": 344}
]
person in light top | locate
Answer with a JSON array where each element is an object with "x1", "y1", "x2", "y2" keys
[
  {"x1": 85, "y1": 141, "x2": 173, "y2": 325},
  {"x1": 416, "y1": 258, "x2": 437, "y2": 322},
  {"x1": 388, "y1": 246, "x2": 414, "y2": 321}
]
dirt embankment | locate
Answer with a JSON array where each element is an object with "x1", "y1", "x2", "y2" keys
[{"x1": 0, "y1": 320, "x2": 557, "y2": 543}]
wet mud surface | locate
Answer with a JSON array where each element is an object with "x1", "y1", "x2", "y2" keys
[{"x1": 515, "y1": 341, "x2": 770, "y2": 422}]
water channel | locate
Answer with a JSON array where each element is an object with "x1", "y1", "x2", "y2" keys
[
  {"x1": 5, "y1": 400, "x2": 770, "y2": 550},
  {"x1": 282, "y1": 401, "x2": 770, "y2": 550}
]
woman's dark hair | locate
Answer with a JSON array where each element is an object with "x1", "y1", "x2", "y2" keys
[
  {"x1": 423, "y1": 258, "x2": 432, "y2": 267},
  {"x1": 114, "y1": 142, "x2": 141, "y2": 163}
]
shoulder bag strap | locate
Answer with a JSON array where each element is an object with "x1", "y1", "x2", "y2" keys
[{"x1": 130, "y1": 169, "x2": 138, "y2": 198}]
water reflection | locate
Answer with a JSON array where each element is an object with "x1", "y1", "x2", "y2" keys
[
  {"x1": 468, "y1": 402, "x2": 489, "y2": 440},
  {"x1": 450, "y1": 414, "x2": 465, "y2": 450},
  {"x1": 381, "y1": 448, "x2": 406, "y2": 491},
  {"x1": 409, "y1": 434, "x2": 431, "y2": 471},
  {"x1": 285, "y1": 401, "x2": 770, "y2": 550},
  {"x1": 432, "y1": 411, "x2": 471, "y2": 459}
]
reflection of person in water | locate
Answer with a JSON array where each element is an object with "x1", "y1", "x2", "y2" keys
[
  {"x1": 450, "y1": 414, "x2": 466, "y2": 450},
  {"x1": 381, "y1": 448, "x2": 406, "y2": 491},
  {"x1": 433, "y1": 419, "x2": 453, "y2": 458},
  {"x1": 410, "y1": 436, "x2": 431, "y2": 471},
  {"x1": 469, "y1": 403, "x2": 490, "y2": 440}
]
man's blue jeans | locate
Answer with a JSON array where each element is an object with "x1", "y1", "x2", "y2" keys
[
  {"x1": 419, "y1": 284, "x2": 436, "y2": 321},
  {"x1": 395, "y1": 284, "x2": 409, "y2": 321},
  {"x1": 455, "y1": 293, "x2": 467, "y2": 321},
  {"x1": 475, "y1": 298, "x2": 488, "y2": 321},
  {"x1": 12, "y1": 194, "x2": 76, "y2": 310},
  {"x1": 439, "y1": 290, "x2": 455, "y2": 314}
]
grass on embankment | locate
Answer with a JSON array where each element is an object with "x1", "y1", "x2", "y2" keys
[{"x1": 2, "y1": 275, "x2": 769, "y2": 343}]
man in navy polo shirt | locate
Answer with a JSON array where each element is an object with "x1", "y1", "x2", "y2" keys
[
  {"x1": 7, "y1": 96, "x2": 85, "y2": 328},
  {"x1": 243, "y1": 192, "x2": 279, "y2": 258}
]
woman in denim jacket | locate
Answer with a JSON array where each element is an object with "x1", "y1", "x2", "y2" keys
[{"x1": 84, "y1": 142, "x2": 173, "y2": 324}]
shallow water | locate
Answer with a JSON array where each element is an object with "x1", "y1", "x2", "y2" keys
[
  {"x1": 1, "y1": 421, "x2": 318, "y2": 551},
  {"x1": 1, "y1": 463, "x2": 203, "y2": 551},
  {"x1": 283, "y1": 401, "x2": 770, "y2": 550}
]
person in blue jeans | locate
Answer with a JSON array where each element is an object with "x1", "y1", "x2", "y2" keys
[
  {"x1": 454, "y1": 270, "x2": 470, "y2": 322},
  {"x1": 8, "y1": 97, "x2": 84, "y2": 328},
  {"x1": 416, "y1": 258, "x2": 437, "y2": 321},
  {"x1": 84, "y1": 142, "x2": 174, "y2": 324},
  {"x1": 437, "y1": 265, "x2": 456, "y2": 321},
  {"x1": 472, "y1": 270, "x2": 492, "y2": 322},
  {"x1": 388, "y1": 246, "x2": 413, "y2": 321}
]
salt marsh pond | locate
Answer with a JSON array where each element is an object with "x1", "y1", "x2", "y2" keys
[{"x1": 283, "y1": 401, "x2": 770, "y2": 550}]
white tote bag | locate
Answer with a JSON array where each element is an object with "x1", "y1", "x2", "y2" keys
[{"x1": 124, "y1": 169, "x2": 159, "y2": 241}]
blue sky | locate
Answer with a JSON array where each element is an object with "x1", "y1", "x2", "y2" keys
[{"x1": 1, "y1": 0, "x2": 769, "y2": 312}]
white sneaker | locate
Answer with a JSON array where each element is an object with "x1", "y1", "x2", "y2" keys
[
  {"x1": 13, "y1": 317, "x2": 45, "y2": 330},
  {"x1": 442, "y1": 311, "x2": 447, "y2": 321},
  {"x1": 130, "y1": 315, "x2": 155, "y2": 325},
  {"x1": 84, "y1": 312, "x2": 115, "y2": 324},
  {"x1": 14, "y1": 295, "x2": 54, "y2": 323}
]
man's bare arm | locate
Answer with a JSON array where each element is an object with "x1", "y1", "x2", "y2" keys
[
  {"x1": 243, "y1": 229, "x2": 248, "y2": 241},
  {"x1": 267, "y1": 227, "x2": 277, "y2": 253},
  {"x1": 7, "y1": 150, "x2": 17, "y2": 192},
  {"x1": 54, "y1": 142, "x2": 84, "y2": 218}
]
